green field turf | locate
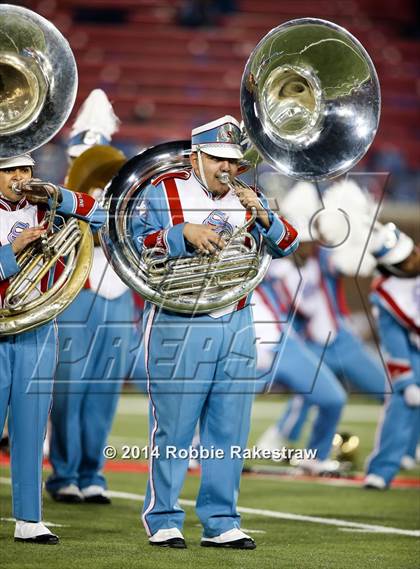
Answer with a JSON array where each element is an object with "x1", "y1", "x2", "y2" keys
[{"x1": 1, "y1": 393, "x2": 419, "y2": 569}]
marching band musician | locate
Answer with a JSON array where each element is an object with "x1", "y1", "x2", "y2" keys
[
  {"x1": 0, "y1": 153, "x2": 105, "y2": 544},
  {"x1": 132, "y1": 115, "x2": 299, "y2": 550},
  {"x1": 46, "y1": 89, "x2": 136, "y2": 505},
  {"x1": 364, "y1": 231, "x2": 420, "y2": 489},
  {"x1": 257, "y1": 181, "x2": 388, "y2": 475}
]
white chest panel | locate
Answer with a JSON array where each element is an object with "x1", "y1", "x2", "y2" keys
[
  {"x1": 174, "y1": 175, "x2": 247, "y2": 234},
  {"x1": 381, "y1": 276, "x2": 420, "y2": 329},
  {"x1": 0, "y1": 204, "x2": 38, "y2": 246},
  {"x1": 88, "y1": 246, "x2": 129, "y2": 299}
]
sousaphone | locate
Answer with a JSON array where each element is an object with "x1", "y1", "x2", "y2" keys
[{"x1": 0, "y1": 5, "x2": 93, "y2": 336}]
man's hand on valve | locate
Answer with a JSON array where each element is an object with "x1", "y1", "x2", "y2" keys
[{"x1": 183, "y1": 223, "x2": 227, "y2": 255}]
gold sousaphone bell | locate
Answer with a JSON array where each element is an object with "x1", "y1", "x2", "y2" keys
[
  {"x1": 0, "y1": 5, "x2": 93, "y2": 336},
  {"x1": 66, "y1": 145, "x2": 126, "y2": 246},
  {"x1": 65, "y1": 145, "x2": 127, "y2": 195}
]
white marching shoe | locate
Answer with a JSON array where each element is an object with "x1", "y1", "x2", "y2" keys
[
  {"x1": 14, "y1": 521, "x2": 59, "y2": 544},
  {"x1": 81, "y1": 485, "x2": 111, "y2": 504},
  {"x1": 400, "y1": 455, "x2": 417, "y2": 470},
  {"x1": 201, "y1": 528, "x2": 256, "y2": 549},
  {"x1": 50, "y1": 483, "x2": 84, "y2": 504},
  {"x1": 294, "y1": 458, "x2": 341, "y2": 476},
  {"x1": 255, "y1": 425, "x2": 285, "y2": 453},
  {"x1": 149, "y1": 528, "x2": 186, "y2": 548},
  {"x1": 363, "y1": 474, "x2": 387, "y2": 490}
]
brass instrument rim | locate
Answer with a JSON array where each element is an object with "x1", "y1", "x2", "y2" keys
[
  {"x1": 0, "y1": 221, "x2": 93, "y2": 336},
  {"x1": 0, "y1": 53, "x2": 47, "y2": 135}
]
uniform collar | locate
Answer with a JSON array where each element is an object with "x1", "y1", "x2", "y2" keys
[{"x1": 0, "y1": 195, "x2": 28, "y2": 211}]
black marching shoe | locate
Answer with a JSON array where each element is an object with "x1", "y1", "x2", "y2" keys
[
  {"x1": 14, "y1": 521, "x2": 59, "y2": 544},
  {"x1": 149, "y1": 528, "x2": 187, "y2": 549},
  {"x1": 201, "y1": 528, "x2": 256, "y2": 549}
]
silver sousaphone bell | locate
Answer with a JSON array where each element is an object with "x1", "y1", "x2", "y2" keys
[
  {"x1": 241, "y1": 18, "x2": 381, "y2": 180},
  {"x1": 0, "y1": 6, "x2": 94, "y2": 337},
  {"x1": 0, "y1": 4, "x2": 78, "y2": 157}
]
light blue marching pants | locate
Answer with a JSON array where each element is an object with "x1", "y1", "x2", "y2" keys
[
  {"x1": 366, "y1": 350, "x2": 420, "y2": 485},
  {"x1": 0, "y1": 322, "x2": 57, "y2": 521},
  {"x1": 278, "y1": 327, "x2": 387, "y2": 442},
  {"x1": 405, "y1": 418, "x2": 420, "y2": 460},
  {"x1": 46, "y1": 290, "x2": 134, "y2": 492},
  {"x1": 258, "y1": 333, "x2": 347, "y2": 460},
  {"x1": 142, "y1": 305, "x2": 256, "y2": 538}
]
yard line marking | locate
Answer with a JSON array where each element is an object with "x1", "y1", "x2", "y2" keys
[
  {"x1": 1, "y1": 478, "x2": 418, "y2": 538},
  {"x1": 107, "y1": 489, "x2": 420, "y2": 538},
  {"x1": 0, "y1": 517, "x2": 68, "y2": 528},
  {"x1": 338, "y1": 528, "x2": 392, "y2": 534}
]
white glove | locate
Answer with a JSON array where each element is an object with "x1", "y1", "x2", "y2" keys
[{"x1": 404, "y1": 384, "x2": 420, "y2": 407}]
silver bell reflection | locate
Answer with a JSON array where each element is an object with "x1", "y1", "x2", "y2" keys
[
  {"x1": 241, "y1": 18, "x2": 381, "y2": 180},
  {"x1": 0, "y1": 4, "x2": 78, "y2": 158}
]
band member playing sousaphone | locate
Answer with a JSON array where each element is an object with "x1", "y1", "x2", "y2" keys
[
  {"x1": 0, "y1": 5, "x2": 105, "y2": 544},
  {"x1": 0, "y1": 154, "x2": 105, "y2": 543},
  {"x1": 131, "y1": 115, "x2": 299, "y2": 549}
]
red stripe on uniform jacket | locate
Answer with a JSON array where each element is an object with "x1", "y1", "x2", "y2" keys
[
  {"x1": 244, "y1": 209, "x2": 255, "y2": 249},
  {"x1": 37, "y1": 204, "x2": 48, "y2": 224},
  {"x1": 236, "y1": 295, "x2": 248, "y2": 311},
  {"x1": 73, "y1": 192, "x2": 96, "y2": 217},
  {"x1": 152, "y1": 170, "x2": 190, "y2": 187},
  {"x1": 336, "y1": 276, "x2": 350, "y2": 316},
  {"x1": 144, "y1": 230, "x2": 168, "y2": 251},
  {"x1": 277, "y1": 216, "x2": 298, "y2": 250},
  {"x1": 376, "y1": 282, "x2": 420, "y2": 335},
  {"x1": 0, "y1": 278, "x2": 9, "y2": 307},
  {"x1": 163, "y1": 179, "x2": 184, "y2": 226},
  {"x1": 386, "y1": 359, "x2": 412, "y2": 381}
]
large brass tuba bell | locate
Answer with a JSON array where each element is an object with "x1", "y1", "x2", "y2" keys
[
  {"x1": 241, "y1": 18, "x2": 380, "y2": 180},
  {"x1": 0, "y1": 6, "x2": 94, "y2": 336},
  {"x1": 0, "y1": 4, "x2": 78, "y2": 157}
]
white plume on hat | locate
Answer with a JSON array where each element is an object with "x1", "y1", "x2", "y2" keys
[
  {"x1": 68, "y1": 89, "x2": 120, "y2": 158},
  {"x1": 319, "y1": 179, "x2": 377, "y2": 276},
  {"x1": 0, "y1": 154, "x2": 35, "y2": 169},
  {"x1": 280, "y1": 181, "x2": 321, "y2": 241}
]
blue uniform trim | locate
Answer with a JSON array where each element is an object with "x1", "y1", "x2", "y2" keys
[{"x1": 0, "y1": 243, "x2": 19, "y2": 279}]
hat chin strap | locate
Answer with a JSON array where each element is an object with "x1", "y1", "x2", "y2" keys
[{"x1": 197, "y1": 149, "x2": 210, "y2": 191}]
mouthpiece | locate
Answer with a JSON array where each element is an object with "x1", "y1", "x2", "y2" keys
[
  {"x1": 218, "y1": 173, "x2": 230, "y2": 184},
  {"x1": 11, "y1": 181, "x2": 24, "y2": 195}
]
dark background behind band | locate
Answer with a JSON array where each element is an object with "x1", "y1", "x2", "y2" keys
[{"x1": 13, "y1": 0, "x2": 419, "y2": 202}]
